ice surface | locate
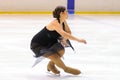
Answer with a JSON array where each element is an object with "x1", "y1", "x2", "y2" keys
[{"x1": 0, "y1": 14, "x2": 120, "y2": 80}]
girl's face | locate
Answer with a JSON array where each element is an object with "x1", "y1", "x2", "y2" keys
[{"x1": 60, "y1": 10, "x2": 68, "y2": 19}]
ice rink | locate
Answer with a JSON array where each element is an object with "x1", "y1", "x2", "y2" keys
[{"x1": 0, "y1": 14, "x2": 120, "y2": 80}]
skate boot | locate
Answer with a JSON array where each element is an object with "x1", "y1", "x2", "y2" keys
[
  {"x1": 47, "y1": 61, "x2": 60, "y2": 75},
  {"x1": 64, "y1": 66, "x2": 81, "y2": 75}
]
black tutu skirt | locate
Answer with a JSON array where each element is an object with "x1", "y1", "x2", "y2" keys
[{"x1": 30, "y1": 42, "x2": 64, "y2": 58}]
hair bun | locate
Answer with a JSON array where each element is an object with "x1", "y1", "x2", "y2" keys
[
  {"x1": 52, "y1": 6, "x2": 66, "y2": 18},
  {"x1": 53, "y1": 10, "x2": 57, "y2": 18}
]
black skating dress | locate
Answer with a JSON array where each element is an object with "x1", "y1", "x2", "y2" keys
[{"x1": 30, "y1": 26, "x2": 64, "y2": 58}]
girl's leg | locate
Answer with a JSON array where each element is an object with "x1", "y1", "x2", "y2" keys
[
  {"x1": 47, "y1": 61, "x2": 60, "y2": 74},
  {"x1": 47, "y1": 50, "x2": 64, "y2": 74},
  {"x1": 47, "y1": 52, "x2": 81, "y2": 75}
]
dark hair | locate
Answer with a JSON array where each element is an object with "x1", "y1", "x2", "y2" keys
[{"x1": 53, "y1": 6, "x2": 66, "y2": 23}]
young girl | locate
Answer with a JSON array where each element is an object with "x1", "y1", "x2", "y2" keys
[{"x1": 30, "y1": 6, "x2": 87, "y2": 75}]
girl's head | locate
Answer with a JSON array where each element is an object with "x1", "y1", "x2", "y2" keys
[{"x1": 53, "y1": 6, "x2": 68, "y2": 22}]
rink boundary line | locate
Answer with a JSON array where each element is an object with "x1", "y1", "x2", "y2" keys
[
  {"x1": 75, "y1": 12, "x2": 120, "y2": 14},
  {"x1": 0, "y1": 11, "x2": 120, "y2": 14},
  {"x1": 0, "y1": 12, "x2": 52, "y2": 14}
]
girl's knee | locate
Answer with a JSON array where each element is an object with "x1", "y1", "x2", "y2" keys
[
  {"x1": 47, "y1": 54, "x2": 60, "y2": 61},
  {"x1": 58, "y1": 49, "x2": 65, "y2": 57}
]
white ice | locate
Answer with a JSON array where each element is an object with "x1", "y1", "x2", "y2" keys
[{"x1": 0, "y1": 14, "x2": 120, "y2": 80}]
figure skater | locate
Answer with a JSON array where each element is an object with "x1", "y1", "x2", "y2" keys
[{"x1": 30, "y1": 6, "x2": 87, "y2": 75}]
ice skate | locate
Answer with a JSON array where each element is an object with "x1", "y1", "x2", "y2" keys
[
  {"x1": 47, "y1": 61, "x2": 60, "y2": 75},
  {"x1": 47, "y1": 70, "x2": 60, "y2": 76},
  {"x1": 64, "y1": 66, "x2": 81, "y2": 75}
]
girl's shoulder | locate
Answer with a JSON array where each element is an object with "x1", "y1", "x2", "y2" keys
[{"x1": 46, "y1": 19, "x2": 59, "y2": 31}]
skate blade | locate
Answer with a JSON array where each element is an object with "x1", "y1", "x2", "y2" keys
[{"x1": 47, "y1": 71, "x2": 60, "y2": 77}]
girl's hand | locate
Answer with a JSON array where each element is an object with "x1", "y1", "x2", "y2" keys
[
  {"x1": 77, "y1": 39, "x2": 87, "y2": 44},
  {"x1": 61, "y1": 38, "x2": 69, "y2": 46}
]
